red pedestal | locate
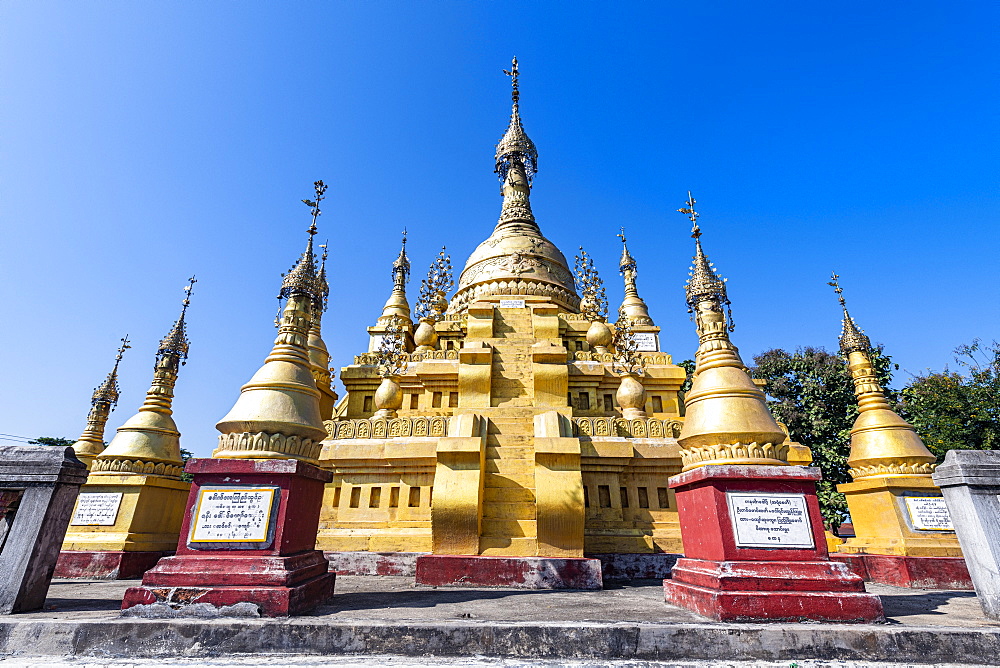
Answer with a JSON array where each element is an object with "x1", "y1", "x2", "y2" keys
[
  {"x1": 122, "y1": 458, "x2": 335, "y2": 617},
  {"x1": 54, "y1": 550, "x2": 168, "y2": 580},
  {"x1": 830, "y1": 553, "x2": 973, "y2": 590},
  {"x1": 416, "y1": 555, "x2": 603, "y2": 589},
  {"x1": 663, "y1": 465, "x2": 884, "y2": 622}
]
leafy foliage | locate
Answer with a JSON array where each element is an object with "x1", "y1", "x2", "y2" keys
[
  {"x1": 29, "y1": 436, "x2": 75, "y2": 447},
  {"x1": 750, "y1": 346, "x2": 897, "y2": 528},
  {"x1": 179, "y1": 447, "x2": 195, "y2": 483},
  {"x1": 899, "y1": 339, "x2": 1000, "y2": 459}
]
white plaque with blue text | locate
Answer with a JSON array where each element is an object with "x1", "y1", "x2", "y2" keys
[
  {"x1": 190, "y1": 487, "x2": 278, "y2": 546},
  {"x1": 499, "y1": 299, "x2": 526, "y2": 308},
  {"x1": 726, "y1": 492, "x2": 815, "y2": 548}
]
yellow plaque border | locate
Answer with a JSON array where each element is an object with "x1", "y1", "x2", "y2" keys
[{"x1": 189, "y1": 486, "x2": 278, "y2": 544}]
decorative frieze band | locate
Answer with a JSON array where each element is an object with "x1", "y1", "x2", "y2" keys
[
  {"x1": 214, "y1": 431, "x2": 322, "y2": 462},
  {"x1": 90, "y1": 456, "x2": 184, "y2": 480},
  {"x1": 354, "y1": 350, "x2": 459, "y2": 365},
  {"x1": 572, "y1": 416, "x2": 682, "y2": 439},
  {"x1": 324, "y1": 416, "x2": 449, "y2": 440},
  {"x1": 850, "y1": 460, "x2": 936, "y2": 480},
  {"x1": 679, "y1": 442, "x2": 790, "y2": 469}
]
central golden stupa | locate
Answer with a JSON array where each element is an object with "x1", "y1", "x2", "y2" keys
[{"x1": 312, "y1": 60, "x2": 791, "y2": 577}]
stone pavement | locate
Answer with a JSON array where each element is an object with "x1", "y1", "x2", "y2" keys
[{"x1": 0, "y1": 577, "x2": 998, "y2": 665}]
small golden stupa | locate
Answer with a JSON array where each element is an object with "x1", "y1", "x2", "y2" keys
[
  {"x1": 61, "y1": 279, "x2": 196, "y2": 564},
  {"x1": 71, "y1": 336, "x2": 131, "y2": 469},
  {"x1": 830, "y1": 275, "x2": 962, "y2": 557},
  {"x1": 213, "y1": 182, "x2": 329, "y2": 463},
  {"x1": 674, "y1": 194, "x2": 789, "y2": 470}
]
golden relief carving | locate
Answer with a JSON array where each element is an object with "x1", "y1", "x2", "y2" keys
[
  {"x1": 680, "y1": 442, "x2": 791, "y2": 470},
  {"x1": 572, "y1": 417, "x2": 682, "y2": 439},
  {"x1": 214, "y1": 430, "x2": 323, "y2": 462},
  {"x1": 90, "y1": 457, "x2": 184, "y2": 479},
  {"x1": 324, "y1": 416, "x2": 449, "y2": 440}
]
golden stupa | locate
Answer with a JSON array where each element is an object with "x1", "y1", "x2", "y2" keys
[
  {"x1": 70, "y1": 336, "x2": 131, "y2": 469},
  {"x1": 830, "y1": 275, "x2": 962, "y2": 557},
  {"x1": 316, "y1": 59, "x2": 700, "y2": 561},
  {"x1": 61, "y1": 279, "x2": 195, "y2": 562},
  {"x1": 213, "y1": 182, "x2": 330, "y2": 463},
  {"x1": 674, "y1": 194, "x2": 790, "y2": 471}
]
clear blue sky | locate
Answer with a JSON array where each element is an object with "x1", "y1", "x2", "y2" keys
[{"x1": 2, "y1": 2, "x2": 997, "y2": 455}]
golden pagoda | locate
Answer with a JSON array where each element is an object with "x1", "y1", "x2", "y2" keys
[
  {"x1": 213, "y1": 183, "x2": 329, "y2": 462},
  {"x1": 71, "y1": 336, "x2": 131, "y2": 469},
  {"x1": 309, "y1": 242, "x2": 338, "y2": 420},
  {"x1": 674, "y1": 193, "x2": 789, "y2": 470},
  {"x1": 317, "y1": 58, "x2": 689, "y2": 573},
  {"x1": 830, "y1": 275, "x2": 962, "y2": 558},
  {"x1": 58, "y1": 279, "x2": 196, "y2": 577}
]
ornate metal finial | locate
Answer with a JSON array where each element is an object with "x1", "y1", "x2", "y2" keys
[
  {"x1": 92, "y1": 335, "x2": 131, "y2": 408},
  {"x1": 392, "y1": 228, "x2": 411, "y2": 288},
  {"x1": 416, "y1": 247, "x2": 454, "y2": 322},
  {"x1": 829, "y1": 272, "x2": 871, "y2": 354},
  {"x1": 496, "y1": 57, "x2": 537, "y2": 183},
  {"x1": 375, "y1": 317, "x2": 409, "y2": 378},
  {"x1": 617, "y1": 227, "x2": 636, "y2": 275},
  {"x1": 315, "y1": 241, "x2": 330, "y2": 314},
  {"x1": 678, "y1": 190, "x2": 701, "y2": 238},
  {"x1": 574, "y1": 246, "x2": 608, "y2": 321},
  {"x1": 281, "y1": 180, "x2": 327, "y2": 306},
  {"x1": 503, "y1": 56, "x2": 520, "y2": 110},
  {"x1": 158, "y1": 276, "x2": 196, "y2": 366},
  {"x1": 680, "y1": 193, "x2": 733, "y2": 331},
  {"x1": 612, "y1": 304, "x2": 644, "y2": 376}
]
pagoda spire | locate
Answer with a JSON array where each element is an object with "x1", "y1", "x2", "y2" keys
[
  {"x1": 309, "y1": 241, "x2": 338, "y2": 420},
  {"x1": 616, "y1": 227, "x2": 654, "y2": 325},
  {"x1": 93, "y1": 278, "x2": 197, "y2": 480},
  {"x1": 72, "y1": 336, "x2": 131, "y2": 469},
  {"x1": 494, "y1": 57, "x2": 540, "y2": 234},
  {"x1": 675, "y1": 192, "x2": 787, "y2": 471},
  {"x1": 214, "y1": 181, "x2": 328, "y2": 463},
  {"x1": 378, "y1": 228, "x2": 412, "y2": 324},
  {"x1": 828, "y1": 273, "x2": 936, "y2": 479}
]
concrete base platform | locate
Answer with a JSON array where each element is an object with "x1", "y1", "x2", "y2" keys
[
  {"x1": 53, "y1": 550, "x2": 168, "y2": 580},
  {"x1": 2, "y1": 577, "x2": 998, "y2": 664},
  {"x1": 325, "y1": 551, "x2": 423, "y2": 576},
  {"x1": 415, "y1": 554, "x2": 603, "y2": 589},
  {"x1": 831, "y1": 553, "x2": 974, "y2": 590},
  {"x1": 589, "y1": 552, "x2": 679, "y2": 581}
]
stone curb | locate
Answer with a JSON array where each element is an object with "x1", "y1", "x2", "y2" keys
[{"x1": 1, "y1": 619, "x2": 999, "y2": 664}]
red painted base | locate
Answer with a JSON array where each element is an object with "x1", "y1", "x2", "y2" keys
[
  {"x1": 120, "y1": 458, "x2": 335, "y2": 617},
  {"x1": 416, "y1": 555, "x2": 603, "y2": 590},
  {"x1": 664, "y1": 557, "x2": 884, "y2": 622},
  {"x1": 830, "y1": 553, "x2": 973, "y2": 590},
  {"x1": 54, "y1": 550, "x2": 168, "y2": 580},
  {"x1": 122, "y1": 551, "x2": 335, "y2": 616},
  {"x1": 663, "y1": 465, "x2": 885, "y2": 623}
]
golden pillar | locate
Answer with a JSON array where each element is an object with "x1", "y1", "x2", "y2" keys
[{"x1": 830, "y1": 276, "x2": 962, "y2": 558}]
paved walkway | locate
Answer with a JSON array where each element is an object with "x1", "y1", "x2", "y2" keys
[{"x1": 0, "y1": 577, "x2": 996, "y2": 666}]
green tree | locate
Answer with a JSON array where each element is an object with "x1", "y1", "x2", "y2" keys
[
  {"x1": 28, "y1": 436, "x2": 75, "y2": 447},
  {"x1": 750, "y1": 346, "x2": 897, "y2": 529},
  {"x1": 900, "y1": 339, "x2": 1000, "y2": 459},
  {"x1": 179, "y1": 447, "x2": 195, "y2": 483}
]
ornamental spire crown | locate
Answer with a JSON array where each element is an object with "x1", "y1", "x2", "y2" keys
[
  {"x1": 280, "y1": 180, "x2": 327, "y2": 307},
  {"x1": 495, "y1": 57, "x2": 537, "y2": 183},
  {"x1": 829, "y1": 273, "x2": 871, "y2": 355},
  {"x1": 93, "y1": 335, "x2": 131, "y2": 408},
  {"x1": 158, "y1": 277, "x2": 195, "y2": 368},
  {"x1": 392, "y1": 228, "x2": 411, "y2": 288},
  {"x1": 618, "y1": 228, "x2": 637, "y2": 275},
  {"x1": 681, "y1": 192, "x2": 731, "y2": 323}
]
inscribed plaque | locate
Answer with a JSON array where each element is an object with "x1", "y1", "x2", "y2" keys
[
  {"x1": 499, "y1": 299, "x2": 526, "y2": 308},
  {"x1": 904, "y1": 497, "x2": 954, "y2": 531},
  {"x1": 190, "y1": 487, "x2": 277, "y2": 544},
  {"x1": 633, "y1": 332, "x2": 658, "y2": 352},
  {"x1": 726, "y1": 492, "x2": 814, "y2": 548},
  {"x1": 70, "y1": 492, "x2": 123, "y2": 526}
]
